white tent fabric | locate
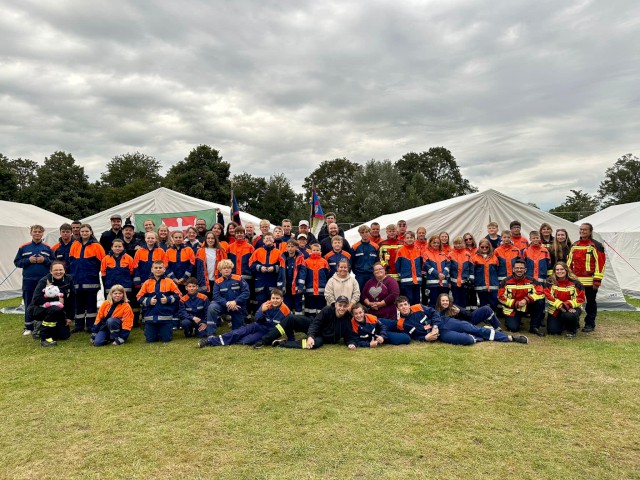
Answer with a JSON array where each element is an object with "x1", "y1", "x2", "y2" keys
[
  {"x1": 579, "y1": 202, "x2": 640, "y2": 298},
  {"x1": 345, "y1": 189, "x2": 634, "y2": 311},
  {"x1": 81, "y1": 187, "x2": 266, "y2": 236},
  {"x1": 0, "y1": 201, "x2": 72, "y2": 299}
]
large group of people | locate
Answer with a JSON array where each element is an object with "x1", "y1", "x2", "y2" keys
[{"x1": 14, "y1": 209, "x2": 606, "y2": 349}]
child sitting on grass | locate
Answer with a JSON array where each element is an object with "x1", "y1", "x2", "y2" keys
[
  {"x1": 178, "y1": 277, "x2": 210, "y2": 338},
  {"x1": 91, "y1": 284, "x2": 134, "y2": 346}
]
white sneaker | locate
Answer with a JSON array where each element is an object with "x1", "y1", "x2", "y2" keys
[{"x1": 23, "y1": 329, "x2": 33, "y2": 336}]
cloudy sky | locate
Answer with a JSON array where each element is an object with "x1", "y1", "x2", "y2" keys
[{"x1": 1, "y1": 0, "x2": 638, "y2": 210}]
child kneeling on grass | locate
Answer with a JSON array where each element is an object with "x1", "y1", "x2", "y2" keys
[
  {"x1": 137, "y1": 260, "x2": 181, "y2": 343},
  {"x1": 178, "y1": 277, "x2": 210, "y2": 338},
  {"x1": 91, "y1": 284, "x2": 134, "y2": 346}
]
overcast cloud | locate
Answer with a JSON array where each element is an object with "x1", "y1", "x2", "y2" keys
[{"x1": 1, "y1": 0, "x2": 638, "y2": 210}]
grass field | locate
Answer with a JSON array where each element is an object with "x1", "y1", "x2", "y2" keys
[{"x1": 1, "y1": 297, "x2": 639, "y2": 480}]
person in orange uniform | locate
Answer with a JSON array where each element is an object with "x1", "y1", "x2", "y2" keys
[
  {"x1": 303, "y1": 243, "x2": 331, "y2": 315},
  {"x1": 379, "y1": 224, "x2": 403, "y2": 281},
  {"x1": 567, "y1": 223, "x2": 606, "y2": 332},
  {"x1": 509, "y1": 220, "x2": 529, "y2": 250},
  {"x1": 448, "y1": 236, "x2": 473, "y2": 308},
  {"x1": 249, "y1": 232, "x2": 284, "y2": 306},
  {"x1": 422, "y1": 235, "x2": 450, "y2": 307},
  {"x1": 395, "y1": 231, "x2": 422, "y2": 305},
  {"x1": 522, "y1": 231, "x2": 551, "y2": 283},
  {"x1": 498, "y1": 258, "x2": 545, "y2": 336},
  {"x1": 195, "y1": 231, "x2": 227, "y2": 298},
  {"x1": 228, "y1": 226, "x2": 255, "y2": 312},
  {"x1": 469, "y1": 239, "x2": 500, "y2": 312},
  {"x1": 137, "y1": 260, "x2": 182, "y2": 342},
  {"x1": 544, "y1": 261, "x2": 586, "y2": 338},
  {"x1": 100, "y1": 239, "x2": 134, "y2": 298},
  {"x1": 91, "y1": 284, "x2": 134, "y2": 346},
  {"x1": 494, "y1": 231, "x2": 521, "y2": 282},
  {"x1": 69, "y1": 224, "x2": 106, "y2": 333},
  {"x1": 164, "y1": 230, "x2": 196, "y2": 294}
]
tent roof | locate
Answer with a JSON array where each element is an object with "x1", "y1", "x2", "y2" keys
[
  {"x1": 81, "y1": 187, "x2": 265, "y2": 235},
  {"x1": 345, "y1": 189, "x2": 581, "y2": 244},
  {"x1": 1, "y1": 201, "x2": 72, "y2": 297},
  {"x1": 344, "y1": 189, "x2": 635, "y2": 311},
  {"x1": 578, "y1": 202, "x2": 640, "y2": 232},
  {"x1": 0, "y1": 200, "x2": 72, "y2": 229}
]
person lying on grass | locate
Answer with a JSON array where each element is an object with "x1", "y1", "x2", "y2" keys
[
  {"x1": 199, "y1": 288, "x2": 292, "y2": 348},
  {"x1": 253, "y1": 296, "x2": 354, "y2": 349},
  {"x1": 387, "y1": 296, "x2": 528, "y2": 345},
  {"x1": 345, "y1": 303, "x2": 410, "y2": 349}
]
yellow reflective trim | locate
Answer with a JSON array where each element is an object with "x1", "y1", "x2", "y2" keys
[
  {"x1": 301, "y1": 339, "x2": 306, "y2": 349},
  {"x1": 276, "y1": 324, "x2": 286, "y2": 336}
]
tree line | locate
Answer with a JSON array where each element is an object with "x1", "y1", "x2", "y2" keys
[{"x1": 1, "y1": 146, "x2": 637, "y2": 224}]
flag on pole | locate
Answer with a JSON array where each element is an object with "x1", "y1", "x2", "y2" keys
[
  {"x1": 310, "y1": 185, "x2": 325, "y2": 236},
  {"x1": 231, "y1": 190, "x2": 242, "y2": 225},
  {"x1": 133, "y1": 209, "x2": 216, "y2": 234}
]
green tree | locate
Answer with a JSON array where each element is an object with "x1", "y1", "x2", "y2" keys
[
  {"x1": 395, "y1": 147, "x2": 477, "y2": 204},
  {"x1": 30, "y1": 151, "x2": 95, "y2": 219},
  {"x1": 350, "y1": 160, "x2": 404, "y2": 221},
  {"x1": 301, "y1": 158, "x2": 363, "y2": 223},
  {"x1": 261, "y1": 174, "x2": 299, "y2": 222},
  {"x1": 597, "y1": 153, "x2": 640, "y2": 208},
  {"x1": 231, "y1": 173, "x2": 268, "y2": 217},
  {"x1": 99, "y1": 152, "x2": 163, "y2": 207},
  {"x1": 163, "y1": 145, "x2": 230, "y2": 204},
  {"x1": 4, "y1": 157, "x2": 39, "y2": 202},
  {"x1": 231, "y1": 173, "x2": 301, "y2": 222},
  {"x1": 0, "y1": 154, "x2": 18, "y2": 200},
  {"x1": 549, "y1": 189, "x2": 599, "y2": 222}
]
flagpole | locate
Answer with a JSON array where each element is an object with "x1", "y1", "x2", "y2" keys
[{"x1": 309, "y1": 181, "x2": 315, "y2": 223}]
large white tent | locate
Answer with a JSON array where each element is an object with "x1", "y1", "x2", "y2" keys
[
  {"x1": 579, "y1": 202, "x2": 640, "y2": 298},
  {"x1": 81, "y1": 187, "x2": 265, "y2": 236},
  {"x1": 0, "y1": 201, "x2": 72, "y2": 300},
  {"x1": 344, "y1": 189, "x2": 634, "y2": 311}
]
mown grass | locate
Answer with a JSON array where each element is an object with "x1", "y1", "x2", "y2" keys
[{"x1": 1, "y1": 297, "x2": 639, "y2": 480}]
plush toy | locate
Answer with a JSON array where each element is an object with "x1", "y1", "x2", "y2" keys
[{"x1": 42, "y1": 284, "x2": 64, "y2": 308}]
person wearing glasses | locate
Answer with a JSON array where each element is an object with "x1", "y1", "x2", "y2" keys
[
  {"x1": 462, "y1": 233, "x2": 477, "y2": 253},
  {"x1": 396, "y1": 220, "x2": 408, "y2": 242},
  {"x1": 469, "y1": 239, "x2": 500, "y2": 312},
  {"x1": 567, "y1": 223, "x2": 605, "y2": 332},
  {"x1": 498, "y1": 258, "x2": 546, "y2": 336}
]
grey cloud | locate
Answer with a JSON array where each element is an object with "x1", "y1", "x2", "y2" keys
[{"x1": 1, "y1": 0, "x2": 638, "y2": 212}]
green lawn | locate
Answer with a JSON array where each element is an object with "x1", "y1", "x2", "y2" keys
[{"x1": 1, "y1": 297, "x2": 639, "y2": 480}]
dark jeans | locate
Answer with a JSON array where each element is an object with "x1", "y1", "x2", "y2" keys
[
  {"x1": 584, "y1": 286, "x2": 598, "y2": 327},
  {"x1": 39, "y1": 306, "x2": 71, "y2": 341},
  {"x1": 547, "y1": 309, "x2": 581, "y2": 335},
  {"x1": 504, "y1": 299, "x2": 545, "y2": 332}
]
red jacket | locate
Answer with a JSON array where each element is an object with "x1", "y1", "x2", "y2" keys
[
  {"x1": 228, "y1": 239, "x2": 255, "y2": 278},
  {"x1": 495, "y1": 243, "x2": 522, "y2": 280},
  {"x1": 304, "y1": 253, "x2": 330, "y2": 295},
  {"x1": 522, "y1": 244, "x2": 551, "y2": 282},
  {"x1": 498, "y1": 275, "x2": 544, "y2": 317},
  {"x1": 544, "y1": 279, "x2": 586, "y2": 316},
  {"x1": 567, "y1": 238, "x2": 606, "y2": 287},
  {"x1": 379, "y1": 238, "x2": 403, "y2": 280}
]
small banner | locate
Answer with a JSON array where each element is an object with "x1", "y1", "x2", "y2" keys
[
  {"x1": 310, "y1": 187, "x2": 325, "y2": 236},
  {"x1": 134, "y1": 209, "x2": 217, "y2": 233}
]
